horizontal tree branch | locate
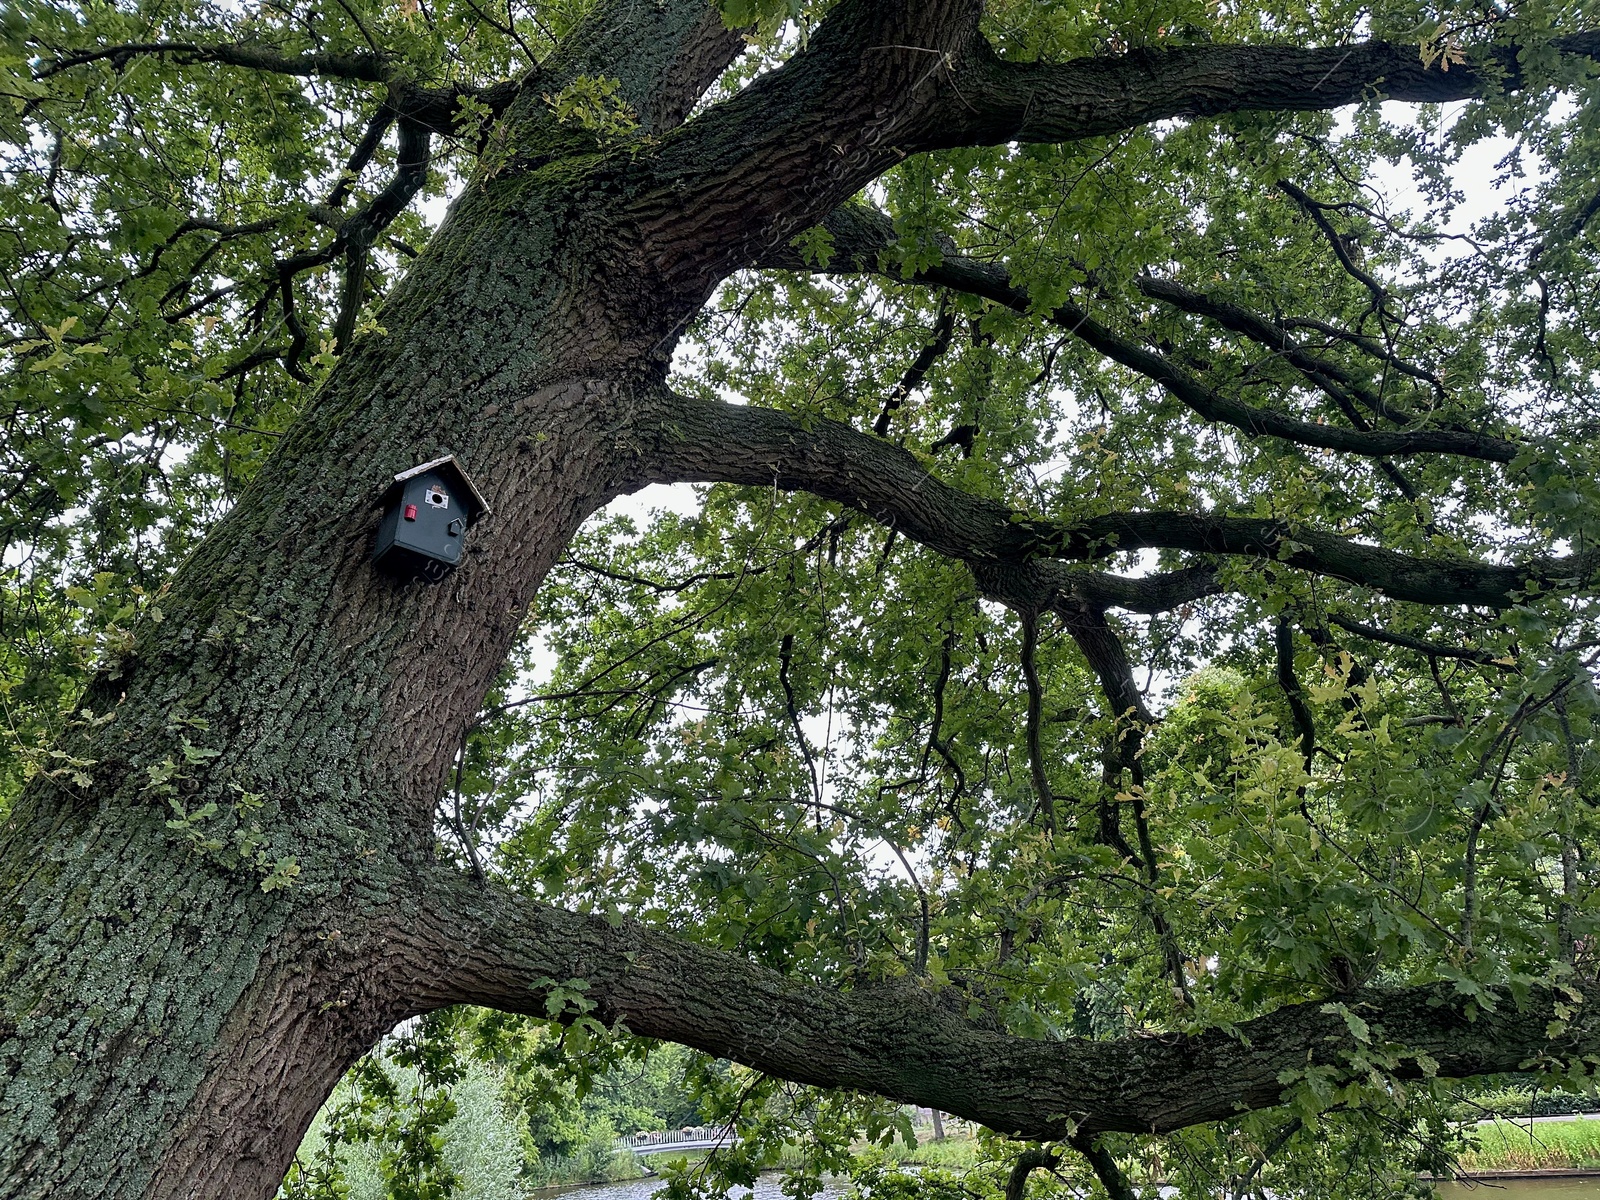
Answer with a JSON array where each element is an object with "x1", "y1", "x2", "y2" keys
[
  {"x1": 926, "y1": 32, "x2": 1600, "y2": 152},
  {"x1": 761, "y1": 206, "x2": 1518, "y2": 463},
  {"x1": 1280, "y1": 314, "x2": 1447, "y2": 397},
  {"x1": 408, "y1": 868, "x2": 1600, "y2": 1138},
  {"x1": 1033, "y1": 510, "x2": 1592, "y2": 608},
  {"x1": 1326, "y1": 614, "x2": 1514, "y2": 667},
  {"x1": 1134, "y1": 275, "x2": 1454, "y2": 513},
  {"x1": 393, "y1": 79, "x2": 526, "y2": 135},
  {"x1": 974, "y1": 561, "x2": 1221, "y2": 617},
  {"x1": 1134, "y1": 275, "x2": 1423, "y2": 427},
  {"x1": 35, "y1": 40, "x2": 392, "y2": 83},
  {"x1": 642, "y1": 393, "x2": 1218, "y2": 615},
  {"x1": 640, "y1": 12, "x2": 1600, "y2": 301},
  {"x1": 641, "y1": 392, "x2": 1594, "y2": 608},
  {"x1": 33, "y1": 38, "x2": 528, "y2": 135}
]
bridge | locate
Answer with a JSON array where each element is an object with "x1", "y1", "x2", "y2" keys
[{"x1": 615, "y1": 1129, "x2": 738, "y2": 1158}]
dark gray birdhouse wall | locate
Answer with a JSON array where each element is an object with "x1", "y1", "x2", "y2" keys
[{"x1": 373, "y1": 455, "x2": 491, "y2": 581}]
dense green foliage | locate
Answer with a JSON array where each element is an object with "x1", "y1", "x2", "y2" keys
[
  {"x1": 6, "y1": 0, "x2": 1600, "y2": 1196},
  {"x1": 281, "y1": 1010, "x2": 709, "y2": 1198}
]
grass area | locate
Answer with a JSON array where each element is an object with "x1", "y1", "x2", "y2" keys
[
  {"x1": 1459, "y1": 1119, "x2": 1600, "y2": 1171},
  {"x1": 881, "y1": 1136, "x2": 980, "y2": 1169},
  {"x1": 766, "y1": 1133, "x2": 979, "y2": 1173},
  {"x1": 526, "y1": 1153, "x2": 650, "y2": 1190},
  {"x1": 527, "y1": 1132, "x2": 984, "y2": 1191}
]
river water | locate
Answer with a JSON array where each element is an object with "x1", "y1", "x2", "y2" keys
[
  {"x1": 550, "y1": 1172, "x2": 1600, "y2": 1200},
  {"x1": 1434, "y1": 1182, "x2": 1600, "y2": 1197}
]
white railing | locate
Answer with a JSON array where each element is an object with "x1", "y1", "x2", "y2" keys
[{"x1": 615, "y1": 1127, "x2": 735, "y2": 1152}]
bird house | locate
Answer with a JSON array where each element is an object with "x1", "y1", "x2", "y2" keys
[{"x1": 373, "y1": 454, "x2": 492, "y2": 581}]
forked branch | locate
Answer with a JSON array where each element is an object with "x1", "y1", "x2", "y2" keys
[
  {"x1": 756, "y1": 206, "x2": 1518, "y2": 464},
  {"x1": 645, "y1": 6, "x2": 1600, "y2": 296},
  {"x1": 641, "y1": 392, "x2": 1595, "y2": 609}
]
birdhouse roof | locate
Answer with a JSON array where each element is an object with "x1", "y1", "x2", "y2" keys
[{"x1": 390, "y1": 454, "x2": 493, "y2": 520}]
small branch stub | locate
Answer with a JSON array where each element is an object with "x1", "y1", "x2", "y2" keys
[{"x1": 373, "y1": 454, "x2": 492, "y2": 582}]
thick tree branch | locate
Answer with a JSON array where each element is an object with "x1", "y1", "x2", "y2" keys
[
  {"x1": 409, "y1": 869, "x2": 1600, "y2": 1138},
  {"x1": 1057, "y1": 601, "x2": 1153, "y2": 727},
  {"x1": 530, "y1": 0, "x2": 747, "y2": 135},
  {"x1": 640, "y1": 393, "x2": 1595, "y2": 609},
  {"x1": 393, "y1": 79, "x2": 526, "y2": 135},
  {"x1": 925, "y1": 33, "x2": 1600, "y2": 152},
  {"x1": 640, "y1": 15, "x2": 1600, "y2": 298},
  {"x1": 631, "y1": 0, "x2": 982, "y2": 292},
  {"x1": 988, "y1": 561, "x2": 1221, "y2": 617}
]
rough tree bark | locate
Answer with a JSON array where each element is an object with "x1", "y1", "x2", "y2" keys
[
  {"x1": 0, "y1": 4, "x2": 750, "y2": 1194},
  {"x1": 3, "y1": 1, "x2": 1599, "y2": 1197}
]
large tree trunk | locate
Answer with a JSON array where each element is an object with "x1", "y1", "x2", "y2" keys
[
  {"x1": 0, "y1": 184, "x2": 641, "y2": 1196},
  {"x1": 0, "y1": 5, "x2": 740, "y2": 1185},
  {"x1": 0, "y1": 0, "x2": 942, "y2": 1180},
  {"x1": 0, "y1": 791, "x2": 417, "y2": 1198}
]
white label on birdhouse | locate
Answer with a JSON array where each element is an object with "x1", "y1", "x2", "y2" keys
[{"x1": 424, "y1": 486, "x2": 450, "y2": 509}]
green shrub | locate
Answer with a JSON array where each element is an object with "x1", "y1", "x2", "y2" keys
[{"x1": 285, "y1": 1056, "x2": 525, "y2": 1200}]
